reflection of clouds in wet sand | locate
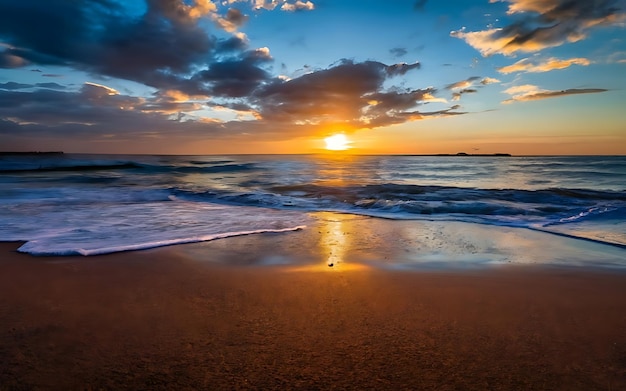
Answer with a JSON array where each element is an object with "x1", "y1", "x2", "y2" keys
[
  {"x1": 182, "y1": 211, "x2": 626, "y2": 271},
  {"x1": 310, "y1": 215, "x2": 626, "y2": 270}
]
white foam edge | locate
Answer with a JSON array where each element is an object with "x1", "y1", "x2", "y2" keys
[{"x1": 17, "y1": 225, "x2": 307, "y2": 256}]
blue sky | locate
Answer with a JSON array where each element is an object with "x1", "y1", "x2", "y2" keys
[{"x1": 1, "y1": 0, "x2": 625, "y2": 154}]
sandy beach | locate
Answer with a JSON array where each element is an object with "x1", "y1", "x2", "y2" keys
[{"x1": 1, "y1": 216, "x2": 626, "y2": 390}]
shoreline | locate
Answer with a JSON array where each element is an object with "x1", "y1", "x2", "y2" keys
[
  {"x1": 2, "y1": 222, "x2": 626, "y2": 390},
  {"x1": 10, "y1": 213, "x2": 626, "y2": 270}
]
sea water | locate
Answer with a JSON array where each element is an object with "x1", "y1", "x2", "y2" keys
[{"x1": 1, "y1": 154, "x2": 624, "y2": 263}]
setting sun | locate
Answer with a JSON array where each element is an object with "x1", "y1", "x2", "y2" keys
[{"x1": 324, "y1": 134, "x2": 351, "y2": 151}]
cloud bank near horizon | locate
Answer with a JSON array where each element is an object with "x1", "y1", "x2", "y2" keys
[
  {"x1": 0, "y1": 0, "x2": 620, "y2": 152},
  {"x1": 0, "y1": 0, "x2": 471, "y2": 147}
]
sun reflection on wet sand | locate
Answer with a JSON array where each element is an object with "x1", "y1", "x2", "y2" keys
[
  {"x1": 287, "y1": 213, "x2": 370, "y2": 272},
  {"x1": 323, "y1": 216, "x2": 346, "y2": 267}
]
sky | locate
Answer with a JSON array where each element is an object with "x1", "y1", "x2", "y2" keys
[{"x1": 0, "y1": 0, "x2": 625, "y2": 155}]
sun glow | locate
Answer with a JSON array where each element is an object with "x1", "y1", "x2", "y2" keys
[{"x1": 324, "y1": 133, "x2": 351, "y2": 151}]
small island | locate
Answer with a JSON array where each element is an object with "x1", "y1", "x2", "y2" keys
[
  {"x1": 396, "y1": 152, "x2": 512, "y2": 157},
  {"x1": 452, "y1": 152, "x2": 511, "y2": 157}
]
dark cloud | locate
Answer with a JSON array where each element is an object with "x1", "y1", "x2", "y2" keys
[
  {"x1": 215, "y1": 35, "x2": 249, "y2": 53},
  {"x1": 452, "y1": 0, "x2": 626, "y2": 56},
  {"x1": 35, "y1": 82, "x2": 66, "y2": 90},
  {"x1": 254, "y1": 60, "x2": 390, "y2": 123},
  {"x1": 0, "y1": 81, "x2": 66, "y2": 90},
  {"x1": 0, "y1": 0, "x2": 261, "y2": 97},
  {"x1": 0, "y1": 57, "x2": 458, "y2": 150},
  {"x1": 0, "y1": 50, "x2": 29, "y2": 68},
  {"x1": 390, "y1": 47, "x2": 408, "y2": 58},
  {"x1": 225, "y1": 8, "x2": 248, "y2": 27},
  {"x1": 0, "y1": 1, "x2": 464, "y2": 148},
  {"x1": 503, "y1": 87, "x2": 608, "y2": 104},
  {"x1": 414, "y1": 0, "x2": 428, "y2": 11},
  {"x1": 0, "y1": 81, "x2": 31, "y2": 90},
  {"x1": 0, "y1": 84, "x2": 205, "y2": 136},
  {"x1": 195, "y1": 48, "x2": 273, "y2": 97},
  {"x1": 0, "y1": 85, "x2": 315, "y2": 153},
  {"x1": 386, "y1": 61, "x2": 421, "y2": 76},
  {"x1": 253, "y1": 59, "x2": 452, "y2": 129}
]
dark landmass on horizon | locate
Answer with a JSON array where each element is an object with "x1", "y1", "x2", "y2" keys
[
  {"x1": 0, "y1": 151, "x2": 64, "y2": 156},
  {"x1": 1, "y1": 151, "x2": 513, "y2": 157}
]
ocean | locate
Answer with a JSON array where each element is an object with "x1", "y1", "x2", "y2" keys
[{"x1": 1, "y1": 153, "x2": 625, "y2": 262}]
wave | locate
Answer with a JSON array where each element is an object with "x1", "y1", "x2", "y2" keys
[
  {"x1": 17, "y1": 226, "x2": 306, "y2": 256},
  {"x1": 3, "y1": 200, "x2": 311, "y2": 256},
  {"x1": 3, "y1": 154, "x2": 624, "y2": 257},
  {"x1": 167, "y1": 162, "x2": 257, "y2": 174},
  {"x1": 173, "y1": 183, "x2": 625, "y2": 215},
  {"x1": 170, "y1": 183, "x2": 626, "y2": 248}
]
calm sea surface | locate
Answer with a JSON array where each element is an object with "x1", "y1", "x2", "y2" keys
[{"x1": 1, "y1": 154, "x2": 624, "y2": 258}]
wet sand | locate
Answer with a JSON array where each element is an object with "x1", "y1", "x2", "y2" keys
[{"x1": 1, "y1": 222, "x2": 626, "y2": 390}]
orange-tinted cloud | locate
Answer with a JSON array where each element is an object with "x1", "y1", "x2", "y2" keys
[
  {"x1": 502, "y1": 84, "x2": 607, "y2": 103},
  {"x1": 497, "y1": 57, "x2": 591, "y2": 74},
  {"x1": 480, "y1": 77, "x2": 500, "y2": 85},
  {"x1": 452, "y1": 0, "x2": 626, "y2": 56},
  {"x1": 446, "y1": 76, "x2": 481, "y2": 90},
  {"x1": 213, "y1": 8, "x2": 249, "y2": 32}
]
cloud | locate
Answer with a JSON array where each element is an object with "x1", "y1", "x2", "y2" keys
[
  {"x1": 0, "y1": 81, "x2": 31, "y2": 90},
  {"x1": 481, "y1": 77, "x2": 501, "y2": 85},
  {"x1": 504, "y1": 84, "x2": 540, "y2": 95},
  {"x1": 248, "y1": 0, "x2": 280, "y2": 11},
  {"x1": 386, "y1": 61, "x2": 422, "y2": 75},
  {"x1": 252, "y1": 59, "x2": 435, "y2": 128},
  {"x1": 0, "y1": 1, "x2": 278, "y2": 98},
  {"x1": 497, "y1": 57, "x2": 591, "y2": 73},
  {"x1": 0, "y1": 57, "x2": 456, "y2": 147},
  {"x1": 414, "y1": 0, "x2": 428, "y2": 11},
  {"x1": 0, "y1": 83, "x2": 208, "y2": 132},
  {"x1": 502, "y1": 84, "x2": 607, "y2": 103},
  {"x1": 84, "y1": 82, "x2": 119, "y2": 96},
  {"x1": 446, "y1": 76, "x2": 481, "y2": 90},
  {"x1": 214, "y1": 8, "x2": 248, "y2": 32},
  {"x1": 390, "y1": 47, "x2": 408, "y2": 58},
  {"x1": 422, "y1": 93, "x2": 448, "y2": 103},
  {"x1": 0, "y1": 1, "x2": 467, "y2": 149},
  {"x1": 0, "y1": 81, "x2": 67, "y2": 90},
  {"x1": 281, "y1": 1, "x2": 315, "y2": 12},
  {"x1": 0, "y1": 50, "x2": 29, "y2": 68},
  {"x1": 254, "y1": 60, "x2": 395, "y2": 123},
  {"x1": 195, "y1": 47, "x2": 274, "y2": 97},
  {"x1": 240, "y1": 0, "x2": 315, "y2": 12},
  {"x1": 35, "y1": 82, "x2": 66, "y2": 90},
  {"x1": 451, "y1": 88, "x2": 478, "y2": 101},
  {"x1": 452, "y1": 0, "x2": 626, "y2": 56}
]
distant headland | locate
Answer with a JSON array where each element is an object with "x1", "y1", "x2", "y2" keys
[{"x1": 0, "y1": 151, "x2": 64, "y2": 156}]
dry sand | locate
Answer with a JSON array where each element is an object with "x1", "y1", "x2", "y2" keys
[{"x1": 1, "y1": 216, "x2": 626, "y2": 390}]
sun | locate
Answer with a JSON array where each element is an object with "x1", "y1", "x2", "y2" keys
[{"x1": 324, "y1": 133, "x2": 351, "y2": 151}]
